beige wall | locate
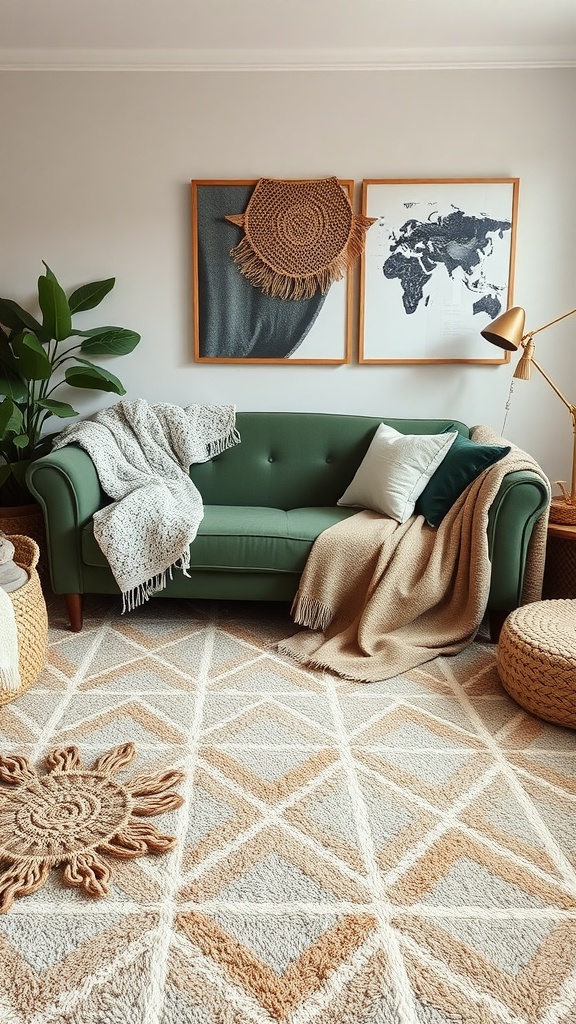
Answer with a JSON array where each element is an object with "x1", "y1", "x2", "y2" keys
[{"x1": 1, "y1": 67, "x2": 575, "y2": 485}]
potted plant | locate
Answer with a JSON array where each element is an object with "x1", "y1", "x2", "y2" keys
[{"x1": 0, "y1": 262, "x2": 140, "y2": 515}]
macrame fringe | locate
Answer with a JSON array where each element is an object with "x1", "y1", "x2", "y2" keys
[
  {"x1": 229, "y1": 215, "x2": 375, "y2": 301},
  {"x1": 290, "y1": 593, "x2": 334, "y2": 632},
  {"x1": 0, "y1": 861, "x2": 50, "y2": 914}
]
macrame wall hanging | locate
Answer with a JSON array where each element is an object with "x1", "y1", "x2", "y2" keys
[{"x1": 225, "y1": 177, "x2": 375, "y2": 301}]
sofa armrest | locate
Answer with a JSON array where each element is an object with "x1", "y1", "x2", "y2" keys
[
  {"x1": 486, "y1": 470, "x2": 549, "y2": 612},
  {"x1": 26, "y1": 447, "x2": 105, "y2": 594}
]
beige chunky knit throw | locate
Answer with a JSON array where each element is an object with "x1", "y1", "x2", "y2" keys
[
  {"x1": 278, "y1": 426, "x2": 550, "y2": 683},
  {"x1": 53, "y1": 400, "x2": 240, "y2": 610}
]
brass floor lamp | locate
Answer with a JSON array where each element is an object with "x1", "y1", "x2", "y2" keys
[{"x1": 481, "y1": 305, "x2": 576, "y2": 525}]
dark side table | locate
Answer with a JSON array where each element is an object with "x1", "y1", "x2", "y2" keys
[{"x1": 543, "y1": 522, "x2": 576, "y2": 599}]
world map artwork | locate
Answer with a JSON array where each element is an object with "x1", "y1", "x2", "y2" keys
[{"x1": 382, "y1": 206, "x2": 512, "y2": 321}]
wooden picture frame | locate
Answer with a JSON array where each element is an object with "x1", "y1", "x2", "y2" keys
[
  {"x1": 191, "y1": 179, "x2": 354, "y2": 364},
  {"x1": 359, "y1": 177, "x2": 519, "y2": 365}
]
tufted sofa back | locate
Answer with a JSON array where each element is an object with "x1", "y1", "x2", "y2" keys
[{"x1": 189, "y1": 412, "x2": 469, "y2": 510}]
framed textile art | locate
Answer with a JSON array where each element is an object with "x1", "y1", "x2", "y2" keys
[
  {"x1": 359, "y1": 178, "x2": 519, "y2": 364},
  {"x1": 191, "y1": 178, "x2": 358, "y2": 364}
]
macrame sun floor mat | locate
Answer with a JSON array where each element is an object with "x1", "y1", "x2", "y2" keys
[{"x1": 1, "y1": 597, "x2": 576, "y2": 1024}]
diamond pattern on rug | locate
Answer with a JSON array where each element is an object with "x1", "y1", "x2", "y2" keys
[
  {"x1": 200, "y1": 743, "x2": 339, "y2": 804},
  {"x1": 80, "y1": 656, "x2": 198, "y2": 694},
  {"x1": 46, "y1": 631, "x2": 105, "y2": 678},
  {"x1": 0, "y1": 911, "x2": 159, "y2": 1021},
  {"x1": 201, "y1": 693, "x2": 337, "y2": 744},
  {"x1": 3, "y1": 597, "x2": 576, "y2": 1024},
  {"x1": 179, "y1": 823, "x2": 370, "y2": 905},
  {"x1": 356, "y1": 749, "x2": 495, "y2": 811},
  {"x1": 210, "y1": 654, "x2": 327, "y2": 694},
  {"x1": 347, "y1": 701, "x2": 484, "y2": 751},
  {"x1": 111, "y1": 604, "x2": 208, "y2": 649},
  {"x1": 388, "y1": 828, "x2": 575, "y2": 910},
  {"x1": 398, "y1": 914, "x2": 576, "y2": 1024},
  {"x1": 457, "y1": 771, "x2": 566, "y2": 877},
  {"x1": 174, "y1": 909, "x2": 379, "y2": 1020},
  {"x1": 52, "y1": 699, "x2": 191, "y2": 747}
]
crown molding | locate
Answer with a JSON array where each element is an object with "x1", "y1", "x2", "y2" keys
[{"x1": 1, "y1": 45, "x2": 576, "y2": 72}]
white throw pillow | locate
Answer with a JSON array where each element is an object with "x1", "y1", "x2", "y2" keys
[{"x1": 337, "y1": 423, "x2": 458, "y2": 523}]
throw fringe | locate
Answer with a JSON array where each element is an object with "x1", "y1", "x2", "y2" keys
[
  {"x1": 290, "y1": 593, "x2": 334, "y2": 632},
  {"x1": 122, "y1": 552, "x2": 192, "y2": 613},
  {"x1": 276, "y1": 638, "x2": 365, "y2": 682},
  {"x1": 229, "y1": 215, "x2": 375, "y2": 301},
  {"x1": 206, "y1": 426, "x2": 241, "y2": 458},
  {"x1": 0, "y1": 667, "x2": 20, "y2": 694}
]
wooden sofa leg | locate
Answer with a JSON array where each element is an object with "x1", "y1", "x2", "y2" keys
[
  {"x1": 64, "y1": 593, "x2": 84, "y2": 632},
  {"x1": 488, "y1": 609, "x2": 508, "y2": 644}
]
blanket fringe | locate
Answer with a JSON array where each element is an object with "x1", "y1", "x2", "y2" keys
[
  {"x1": 276, "y1": 640, "x2": 366, "y2": 682},
  {"x1": 290, "y1": 593, "x2": 334, "y2": 632},
  {"x1": 0, "y1": 667, "x2": 20, "y2": 694},
  {"x1": 206, "y1": 426, "x2": 241, "y2": 459},
  {"x1": 121, "y1": 552, "x2": 192, "y2": 613}
]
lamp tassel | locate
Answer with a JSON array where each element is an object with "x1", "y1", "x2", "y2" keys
[{"x1": 513, "y1": 339, "x2": 534, "y2": 380}]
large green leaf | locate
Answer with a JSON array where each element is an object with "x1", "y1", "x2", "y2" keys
[
  {"x1": 0, "y1": 398, "x2": 24, "y2": 438},
  {"x1": 65, "y1": 359, "x2": 126, "y2": 395},
  {"x1": 12, "y1": 331, "x2": 52, "y2": 380},
  {"x1": 68, "y1": 278, "x2": 115, "y2": 314},
  {"x1": 37, "y1": 398, "x2": 79, "y2": 418},
  {"x1": 0, "y1": 336, "x2": 22, "y2": 375},
  {"x1": 0, "y1": 297, "x2": 42, "y2": 334},
  {"x1": 12, "y1": 434, "x2": 30, "y2": 449},
  {"x1": 38, "y1": 273, "x2": 72, "y2": 342},
  {"x1": 42, "y1": 262, "x2": 62, "y2": 284},
  {"x1": 0, "y1": 367, "x2": 27, "y2": 403},
  {"x1": 79, "y1": 327, "x2": 140, "y2": 356}
]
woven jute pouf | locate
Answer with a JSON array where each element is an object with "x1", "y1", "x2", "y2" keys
[
  {"x1": 497, "y1": 600, "x2": 576, "y2": 727},
  {"x1": 0, "y1": 535, "x2": 48, "y2": 708}
]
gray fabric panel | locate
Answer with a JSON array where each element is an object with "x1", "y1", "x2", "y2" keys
[{"x1": 196, "y1": 183, "x2": 326, "y2": 358}]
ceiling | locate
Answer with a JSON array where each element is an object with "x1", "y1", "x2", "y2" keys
[{"x1": 1, "y1": 0, "x2": 575, "y2": 68}]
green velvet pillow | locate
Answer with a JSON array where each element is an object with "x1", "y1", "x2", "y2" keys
[{"x1": 415, "y1": 432, "x2": 511, "y2": 527}]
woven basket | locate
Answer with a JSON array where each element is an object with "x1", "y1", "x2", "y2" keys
[
  {"x1": 549, "y1": 496, "x2": 576, "y2": 526},
  {"x1": 0, "y1": 534, "x2": 48, "y2": 708},
  {"x1": 497, "y1": 600, "x2": 576, "y2": 727},
  {"x1": 0, "y1": 503, "x2": 48, "y2": 585}
]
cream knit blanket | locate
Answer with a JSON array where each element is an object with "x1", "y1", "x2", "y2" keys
[
  {"x1": 278, "y1": 426, "x2": 550, "y2": 682},
  {"x1": 0, "y1": 586, "x2": 20, "y2": 694},
  {"x1": 53, "y1": 400, "x2": 240, "y2": 610}
]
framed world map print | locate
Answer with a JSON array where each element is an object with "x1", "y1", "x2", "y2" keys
[{"x1": 359, "y1": 178, "x2": 519, "y2": 364}]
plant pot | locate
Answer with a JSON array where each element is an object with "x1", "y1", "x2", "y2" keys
[{"x1": 0, "y1": 502, "x2": 48, "y2": 586}]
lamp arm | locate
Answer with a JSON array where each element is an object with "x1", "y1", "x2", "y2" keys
[
  {"x1": 525, "y1": 346, "x2": 576, "y2": 417},
  {"x1": 529, "y1": 306, "x2": 576, "y2": 339}
]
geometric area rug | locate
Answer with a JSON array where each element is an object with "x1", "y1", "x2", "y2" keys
[{"x1": 1, "y1": 596, "x2": 576, "y2": 1024}]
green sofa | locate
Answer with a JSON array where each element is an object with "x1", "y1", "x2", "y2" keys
[{"x1": 26, "y1": 411, "x2": 549, "y2": 636}]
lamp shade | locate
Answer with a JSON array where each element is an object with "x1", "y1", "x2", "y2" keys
[{"x1": 481, "y1": 306, "x2": 526, "y2": 351}]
